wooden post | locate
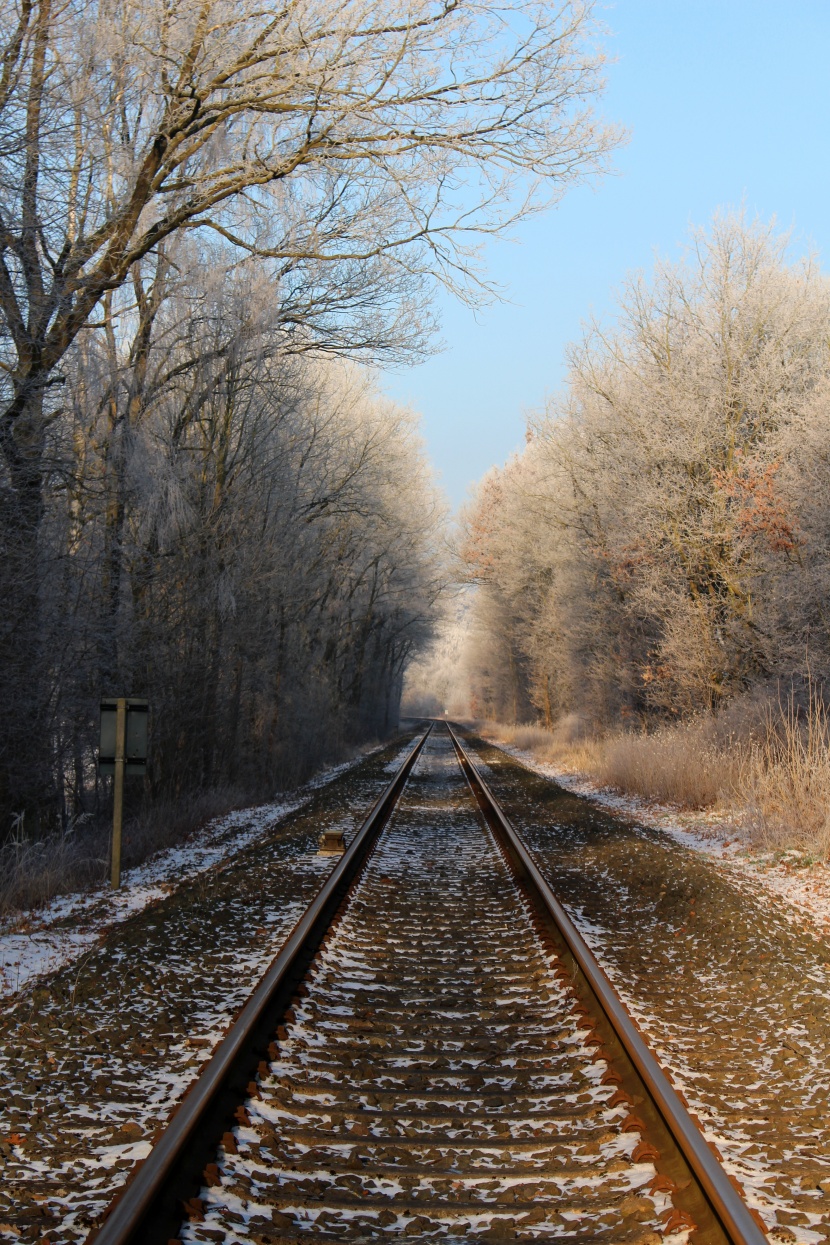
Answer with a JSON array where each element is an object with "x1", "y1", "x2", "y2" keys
[{"x1": 111, "y1": 697, "x2": 127, "y2": 889}]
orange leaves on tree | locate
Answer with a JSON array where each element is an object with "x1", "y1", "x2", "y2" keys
[{"x1": 713, "y1": 455, "x2": 802, "y2": 555}]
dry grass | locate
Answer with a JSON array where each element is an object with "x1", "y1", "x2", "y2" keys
[
  {"x1": 0, "y1": 729, "x2": 389, "y2": 921},
  {"x1": 593, "y1": 721, "x2": 743, "y2": 810},
  {"x1": 483, "y1": 715, "x2": 741, "y2": 810},
  {"x1": 0, "y1": 786, "x2": 252, "y2": 921},
  {"x1": 486, "y1": 715, "x2": 602, "y2": 771},
  {"x1": 739, "y1": 692, "x2": 830, "y2": 856},
  {"x1": 480, "y1": 686, "x2": 830, "y2": 857},
  {"x1": 0, "y1": 829, "x2": 106, "y2": 920}
]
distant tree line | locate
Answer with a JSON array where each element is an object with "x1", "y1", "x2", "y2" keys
[
  {"x1": 461, "y1": 215, "x2": 830, "y2": 728},
  {"x1": 0, "y1": 0, "x2": 617, "y2": 834}
]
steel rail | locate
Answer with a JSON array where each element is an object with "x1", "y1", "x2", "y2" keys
[
  {"x1": 447, "y1": 721, "x2": 767, "y2": 1245},
  {"x1": 86, "y1": 724, "x2": 433, "y2": 1245}
]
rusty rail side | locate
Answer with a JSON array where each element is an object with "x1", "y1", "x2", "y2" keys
[
  {"x1": 87, "y1": 724, "x2": 432, "y2": 1245},
  {"x1": 447, "y1": 722, "x2": 767, "y2": 1245}
]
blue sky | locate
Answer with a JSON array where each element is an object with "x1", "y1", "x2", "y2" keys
[{"x1": 380, "y1": 0, "x2": 830, "y2": 508}]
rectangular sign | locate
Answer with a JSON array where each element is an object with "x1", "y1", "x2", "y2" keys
[{"x1": 99, "y1": 698, "x2": 149, "y2": 776}]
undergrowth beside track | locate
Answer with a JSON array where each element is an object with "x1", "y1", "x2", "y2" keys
[
  {"x1": 0, "y1": 735, "x2": 390, "y2": 921},
  {"x1": 478, "y1": 688, "x2": 830, "y2": 858}
]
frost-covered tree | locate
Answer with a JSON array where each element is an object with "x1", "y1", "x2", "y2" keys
[
  {"x1": 460, "y1": 213, "x2": 830, "y2": 727},
  {"x1": 0, "y1": 0, "x2": 620, "y2": 825},
  {"x1": 1, "y1": 0, "x2": 618, "y2": 547},
  {"x1": 39, "y1": 263, "x2": 448, "y2": 823}
]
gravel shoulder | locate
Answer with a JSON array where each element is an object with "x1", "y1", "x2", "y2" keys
[
  {"x1": 462, "y1": 728, "x2": 830, "y2": 1245},
  {"x1": 0, "y1": 731, "x2": 421, "y2": 1244},
  {"x1": 479, "y1": 731, "x2": 830, "y2": 944}
]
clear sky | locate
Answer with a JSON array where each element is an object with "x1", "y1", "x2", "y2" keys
[{"x1": 380, "y1": 0, "x2": 830, "y2": 509}]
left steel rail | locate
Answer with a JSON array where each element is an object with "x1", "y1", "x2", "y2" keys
[{"x1": 86, "y1": 724, "x2": 432, "y2": 1245}]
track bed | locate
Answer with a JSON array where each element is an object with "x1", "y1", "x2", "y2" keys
[{"x1": 180, "y1": 733, "x2": 667, "y2": 1243}]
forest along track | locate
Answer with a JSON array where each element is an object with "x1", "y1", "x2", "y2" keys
[{"x1": 84, "y1": 723, "x2": 766, "y2": 1245}]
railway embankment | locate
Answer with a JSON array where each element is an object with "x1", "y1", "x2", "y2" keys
[
  {"x1": 1, "y1": 724, "x2": 825, "y2": 1244},
  {"x1": 0, "y1": 733, "x2": 422, "y2": 1242},
  {"x1": 463, "y1": 729, "x2": 830, "y2": 1243}
]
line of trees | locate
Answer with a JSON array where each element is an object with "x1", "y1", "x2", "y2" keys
[
  {"x1": 43, "y1": 245, "x2": 448, "y2": 824},
  {"x1": 1, "y1": 0, "x2": 618, "y2": 834},
  {"x1": 460, "y1": 214, "x2": 830, "y2": 729},
  {"x1": 7, "y1": 232, "x2": 451, "y2": 830}
]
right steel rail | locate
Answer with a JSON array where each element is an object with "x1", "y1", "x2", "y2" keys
[{"x1": 448, "y1": 722, "x2": 768, "y2": 1245}]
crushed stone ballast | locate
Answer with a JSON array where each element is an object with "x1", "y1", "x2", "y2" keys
[{"x1": 83, "y1": 725, "x2": 763, "y2": 1245}]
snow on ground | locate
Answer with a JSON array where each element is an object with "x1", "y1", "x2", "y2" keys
[
  {"x1": 382, "y1": 736, "x2": 423, "y2": 773},
  {"x1": 474, "y1": 728, "x2": 830, "y2": 1242},
  {"x1": 479, "y1": 730, "x2": 830, "y2": 944},
  {"x1": 0, "y1": 746, "x2": 383, "y2": 1003}
]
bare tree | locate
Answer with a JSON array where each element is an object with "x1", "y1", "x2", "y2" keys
[
  {"x1": 29, "y1": 287, "x2": 448, "y2": 831},
  {"x1": 0, "y1": 0, "x2": 619, "y2": 826}
]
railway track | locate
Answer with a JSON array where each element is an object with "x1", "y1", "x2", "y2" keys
[{"x1": 86, "y1": 724, "x2": 766, "y2": 1245}]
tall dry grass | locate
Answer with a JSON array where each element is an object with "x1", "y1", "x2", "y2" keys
[
  {"x1": 485, "y1": 715, "x2": 742, "y2": 809},
  {"x1": 592, "y1": 721, "x2": 742, "y2": 810},
  {"x1": 740, "y1": 691, "x2": 830, "y2": 856},
  {"x1": 485, "y1": 715, "x2": 603, "y2": 772},
  {"x1": 481, "y1": 686, "x2": 830, "y2": 857}
]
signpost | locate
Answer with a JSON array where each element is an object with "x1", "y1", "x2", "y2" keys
[{"x1": 99, "y1": 698, "x2": 149, "y2": 888}]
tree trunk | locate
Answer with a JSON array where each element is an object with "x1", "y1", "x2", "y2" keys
[{"x1": 0, "y1": 386, "x2": 49, "y2": 832}]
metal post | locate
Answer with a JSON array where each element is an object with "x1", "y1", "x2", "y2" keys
[{"x1": 111, "y1": 697, "x2": 127, "y2": 889}]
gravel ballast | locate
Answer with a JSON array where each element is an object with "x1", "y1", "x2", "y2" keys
[{"x1": 0, "y1": 733, "x2": 422, "y2": 1243}]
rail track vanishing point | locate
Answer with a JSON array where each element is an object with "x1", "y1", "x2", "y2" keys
[{"x1": 85, "y1": 723, "x2": 767, "y2": 1245}]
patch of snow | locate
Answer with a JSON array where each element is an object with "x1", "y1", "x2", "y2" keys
[
  {"x1": 0, "y1": 740, "x2": 397, "y2": 1003},
  {"x1": 0, "y1": 799, "x2": 303, "y2": 1001},
  {"x1": 382, "y1": 739, "x2": 421, "y2": 774}
]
